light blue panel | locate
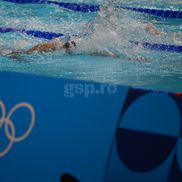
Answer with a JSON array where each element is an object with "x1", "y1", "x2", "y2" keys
[
  {"x1": 0, "y1": 72, "x2": 128, "y2": 182},
  {"x1": 104, "y1": 141, "x2": 175, "y2": 182},
  {"x1": 120, "y1": 93, "x2": 181, "y2": 137}
]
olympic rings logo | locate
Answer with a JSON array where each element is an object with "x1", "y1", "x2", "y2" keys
[{"x1": 0, "y1": 100, "x2": 35, "y2": 158}]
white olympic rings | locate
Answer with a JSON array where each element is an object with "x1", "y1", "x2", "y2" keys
[{"x1": 0, "y1": 100, "x2": 35, "y2": 158}]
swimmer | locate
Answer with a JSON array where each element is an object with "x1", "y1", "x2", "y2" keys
[
  {"x1": 25, "y1": 39, "x2": 76, "y2": 54},
  {"x1": 0, "y1": 39, "x2": 153, "y2": 62},
  {"x1": 0, "y1": 39, "x2": 76, "y2": 58},
  {"x1": 0, "y1": 22, "x2": 164, "y2": 60},
  {"x1": 0, "y1": 38, "x2": 120, "y2": 59},
  {"x1": 97, "y1": 2, "x2": 163, "y2": 36},
  {"x1": 31, "y1": 39, "x2": 119, "y2": 58}
]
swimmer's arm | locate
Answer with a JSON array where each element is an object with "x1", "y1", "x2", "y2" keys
[
  {"x1": 89, "y1": 50, "x2": 150, "y2": 61},
  {"x1": 89, "y1": 50, "x2": 119, "y2": 58},
  {"x1": 25, "y1": 39, "x2": 63, "y2": 54},
  {"x1": 77, "y1": 22, "x2": 95, "y2": 37},
  {"x1": 144, "y1": 23, "x2": 162, "y2": 35},
  {"x1": 2, "y1": 39, "x2": 63, "y2": 59}
]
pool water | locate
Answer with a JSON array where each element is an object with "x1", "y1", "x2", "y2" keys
[{"x1": 0, "y1": 0, "x2": 182, "y2": 92}]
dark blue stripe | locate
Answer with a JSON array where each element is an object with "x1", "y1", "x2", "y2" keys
[
  {"x1": 121, "y1": 6, "x2": 182, "y2": 19},
  {"x1": 0, "y1": 27, "x2": 63, "y2": 39},
  {"x1": 129, "y1": 41, "x2": 182, "y2": 53}
]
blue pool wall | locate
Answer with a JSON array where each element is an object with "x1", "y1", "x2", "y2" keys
[{"x1": 0, "y1": 71, "x2": 181, "y2": 182}]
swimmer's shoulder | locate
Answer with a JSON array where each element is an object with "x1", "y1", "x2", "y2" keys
[{"x1": 50, "y1": 38, "x2": 64, "y2": 47}]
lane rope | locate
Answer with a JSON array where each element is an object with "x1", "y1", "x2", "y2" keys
[
  {"x1": 2, "y1": 0, "x2": 182, "y2": 19},
  {"x1": 0, "y1": 27, "x2": 63, "y2": 39}
]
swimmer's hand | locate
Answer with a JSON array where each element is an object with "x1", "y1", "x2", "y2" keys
[
  {"x1": 128, "y1": 56, "x2": 150, "y2": 61},
  {"x1": 7, "y1": 50, "x2": 25, "y2": 61}
]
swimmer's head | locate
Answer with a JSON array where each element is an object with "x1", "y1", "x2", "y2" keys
[{"x1": 63, "y1": 41, "x2": 76, "y2": 53}]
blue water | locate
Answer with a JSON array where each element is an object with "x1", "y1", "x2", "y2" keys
[{"x1": 0, "y1": 0, "x2": 182, "y2": 92}]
